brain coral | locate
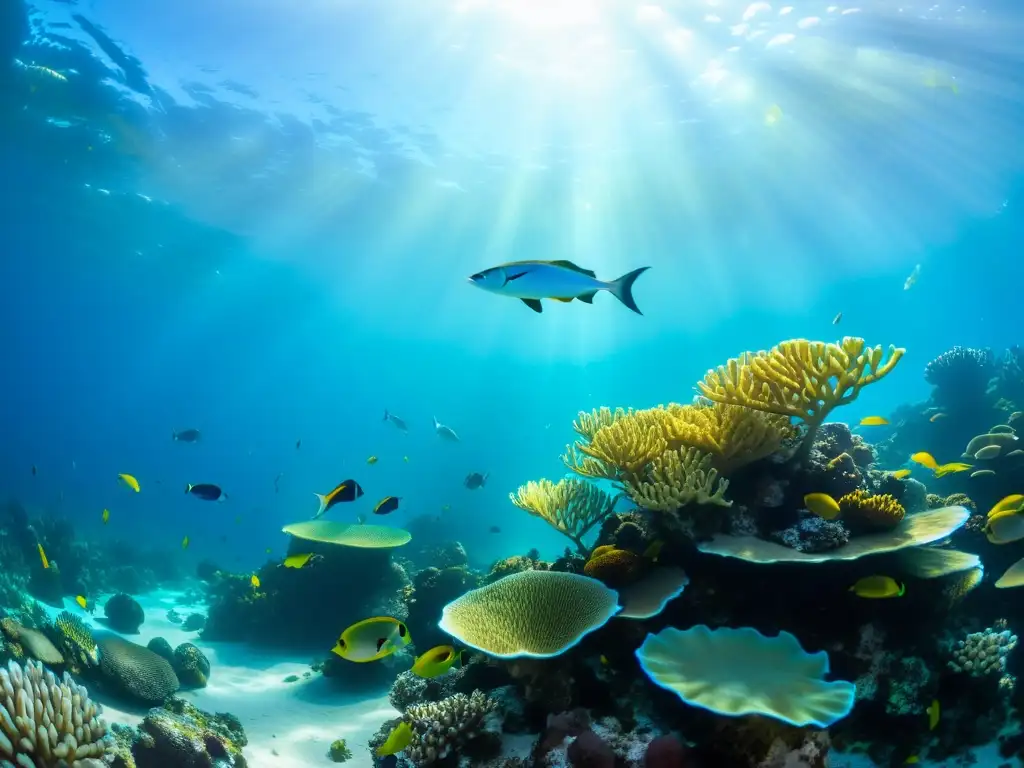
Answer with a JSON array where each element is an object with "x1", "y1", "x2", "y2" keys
[
  {"x1": 838, "y1": 490, "x2": 906, "y2": 531},
  {"x1": 0, "y1": 658, "x2": 112, "y2": 765},
  {"x1": 438, "y1": 571, "x2": 620, "y2": 658},
  {"x1": 173, "y1": 642, "x2": 212, "y2": 688},
  {"x1": 636, "y1": 625, "x2": 856, "y2": 728},
  {"x1": 96, "y1": 633, "x2": 180, "y2": 705}
]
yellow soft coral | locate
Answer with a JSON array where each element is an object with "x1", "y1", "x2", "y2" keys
[
  {"x1": 626, "y1": 446, "x2": 731, "y2": 512},
  {"x1": 697, "y1": 337, "x2": 904, "y2": 458},
  {"x1": 573, "y1": 407, "x2": 634, "y2": 442},
  {"x1": 838, "y1": 489, "x2": 906, "y2": 531},
  {"x1": 510, "y1": 478, "x2": 619, "y2": 554}
]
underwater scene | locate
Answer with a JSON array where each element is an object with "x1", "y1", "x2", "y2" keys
[{"x1": 3, "y1": 0, "x2": 1024, "y2": 767}]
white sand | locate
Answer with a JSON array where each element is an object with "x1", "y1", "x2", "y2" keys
[{"x1": 41, "y1": 589, "x2": 398, "y2": 767}]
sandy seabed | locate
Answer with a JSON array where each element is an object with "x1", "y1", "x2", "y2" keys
[{"x1": 43, "y1": 588, "x2": 397, "y2": 768}]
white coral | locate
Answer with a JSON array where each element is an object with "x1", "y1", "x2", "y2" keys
[
  {"x1": 948, "y1": 626, "x2": 1018, "y2": 679},
  {"x1": 0, "y1": 658, "x2": 111, "y2": 767},
  {"x1": 404, "y1": 690, "x2": 497, "y2": 766}
]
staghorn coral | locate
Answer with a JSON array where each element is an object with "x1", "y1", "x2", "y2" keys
[
  {"x1": 625, "y1": 446, "x2": 730, "y2": 512},
  {"x1": 510, "y1": 479, "x2": 618, "y2": 554},
  {"x1": 837, "y1": 490, "x2": 906, "y2": 532},
  {"x1": 697, "y1": 337, "x2": 904, "y2": 459},
  {"x1": 402, "y1": 690, "x2": 498, "y2": 765},
  {"x1": 0, "y1": 658, "x2": 113, "y2": 766}
]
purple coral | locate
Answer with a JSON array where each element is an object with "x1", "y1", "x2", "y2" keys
[
  {"x1": 770, "y1": 515, "x2": 850, "y2": 553},
  {"x1": 924, "y1": 346, "x2": 994, "y2": 401}
]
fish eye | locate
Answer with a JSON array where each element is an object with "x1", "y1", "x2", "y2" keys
[
  {"x1": 469, "y1": 272, "x2": 484, "y2": 281},
  {"x1": 398, "y1": 623, "x2": 407, "y2": 637}
]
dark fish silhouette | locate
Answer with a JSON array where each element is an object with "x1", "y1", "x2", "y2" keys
[
  {"x1": 373, "y1": 496, "x2": 401, "y2": 515},
  {"x1": 383, "y1": 409, "x2": 408, "y2": 431},
  {"x1": 186, "y1": 483, "x2": 227, "y2": 502},
  {"x1": 296, "y1": 439, "x2": 301, "y2": 450},
  {"x1": 464, "y1": 472, "x2": 488, "y2": 490},
  {"x1": 172, "y1": 428, "x2": 201, "y2": 442},
  {"x1": 314, "y1": 479, "x2": 364, "y2": 519}
]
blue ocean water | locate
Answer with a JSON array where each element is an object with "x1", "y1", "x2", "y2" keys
[{"x1": 1, "y1": 1, "x2": 1023, "y2": 765}]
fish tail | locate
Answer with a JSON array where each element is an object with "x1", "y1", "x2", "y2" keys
[
  {"x1": 313, "y1": 493, "x2": 328, "y2": 519},
  {"x1": 184, "y1": 483, "x2": 192, "y2": 494},
  {"x1": 433, "y1": 415, "x2": 440, "y2": 429},
  {"x1": 172, "y1": 430, "x2": 177, "y2": 440},
  {"x1": 606, "y1": 266, "x2": 651, "y2": 314},
  {"x1": 383, "y1": 409, "x2": 389, "y2": 421}
]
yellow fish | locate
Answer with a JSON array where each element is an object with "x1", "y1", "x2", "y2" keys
[
  {"x1": 891, "y1": 469, "x2": 911, "y2": 479},
  {"x1": 403, "y1": 456, "x2": 409, "y2": 463},
  {"x1": 375, "y1": 720, "x2": 413, "y2": 757},
  {"x1": 927, "y1": 698, "x2": 939, "y2": 730},
  {"x1": 411, "y1": 645, "x2": 462, "y2": 679},
  {"x1": 643, "y1": 539, "x2": 664, "y2": 562},
  {"x1": 600, "y1": 654, "x2": 610, "y2": 666},
  {"x1": 367, "y1": 455, "x2": 378, "y2": 465},
  {"x1": 332, "y1": 617, "x2": 411, "y2": 663},
  {"x1": 118, "y1": 473, "x2": 140, "y2": 492},
  {"x1": 764, "y1": 103, "x2": 783, "y2": 126},
  {"x1": 38, "y1": 543, "x2": 49, "y2": 570},
  {"x1": 102, "y1": 508, "x2": 110, "y2": 524},
  {"x1": 910, "y1": 451, "x2": 938, "y2": 470},
  {"x1": 929, "y1": 413, "x2": 947, "y2": 422},
  {"x1": 904, "y1": 757, "x2": 919, "y2": 765},
  {"x1": 804, "y1": 493, "x2": 841, "y2": 521},
  {"x1": 934, "y1": 462, "x2": 972, "y2": 477},
  {"x1": 850, "y1": 576, "x2": 904, "y2": 599},
  {"x1": 985, "y1": 510, "x2": 1024, "y2": 544},
  {"x1": 251, "y1": 574, "x2": 260, "y2": 589},
  {"x1": 75, "y1": 595, "x2": 88, "y2": 610},
  {"x1": 989, "y1": 495, "x2": 1024, "y2": 519},
  {"x1": 283, "y1": 553, "x2": 314, "y2": 569},
  {"x1": 859, "y1": 416, "x2": 889, "y2": 427},
  {"x1": 181, "y1": 535, "x2": 190, "y2": 549}
]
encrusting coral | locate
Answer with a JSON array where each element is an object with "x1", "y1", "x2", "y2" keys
[
  {"x1": 509, "y1": 478, "x2": 618, "y2": 554},
  {"x1": 0, "y1": 658, "x2": 113, "y2": 765},
  {"x1": 402, "y1": 690, "x2": 498, "y2": 765},
  {"x1": 697, "y1": 337, "x2": 904, "y2": 460}
]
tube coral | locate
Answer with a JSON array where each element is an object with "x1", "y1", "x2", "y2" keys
[{"x1": 510, "y1": 478, "x2": 618, "y2": 554}]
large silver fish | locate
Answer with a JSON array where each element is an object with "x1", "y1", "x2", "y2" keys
[
  {"x1": 467, "y1": 259, "x2": 650, "y2": 314},
  {"x1": 434, "y1": 416, "x2": 459, "y2": 442}
]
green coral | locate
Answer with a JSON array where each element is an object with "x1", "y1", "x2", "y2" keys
[{"x1": 328, "y1": 738, "x2": 353, "y2": 762}]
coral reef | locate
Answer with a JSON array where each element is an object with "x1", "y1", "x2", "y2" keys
[
  {"x1": 119, "y1": 698, "x2": 247, "y2": 768},
  {"x1": 402, "y1": 690, "x2": 498, "y2": 765},
  {"x1": 510, "y1": 478, "x2": 618, "y2": 554}
]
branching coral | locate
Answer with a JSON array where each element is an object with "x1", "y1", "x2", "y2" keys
[
  {"x1": 837, "y1": 490, "x2": 906, "y2": 531},
  {"x1": 510, "y1": 478, "x2": 618, "y2": 554},
  {"x1": 626, "y1": 446, "x2": 730, "y2": 512},
  {"x1": 0, "y1": 658, "x2": 112, "y2": 765},
  {"x1": 697, "y1": 337, "x2": 904, "y2": 459},
  {"x1": 948, "y1": 626, "x2": 1017, "y2": 682},
  {"x1": 572, "y1": 407, "x2": 634, "y2": 442},
  {"x1": 403, "y1": 690, "x2": 498, "y2": 765}
]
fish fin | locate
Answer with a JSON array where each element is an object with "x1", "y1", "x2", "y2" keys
[
  {"x1": 313, "y1": 493, "x2": 328, "y2": 519},
  {"x1": 383, "y1": 409, "x2": 389, "y2": 421},
  {"x1": 552, "y1": 297, "x2": 574, "y2": 303},
  {"x1": 607, "y1": 266, "x2": 650, "y2": 314},
  {"x1": 548, "y1": 259, "x2": 597, "y2": 278},
  {"x1": 521, "y1": 298, "x2": 543, "y2": 313},
  {"x1": 577, "y1": 290, "x2": 597, "y2": 304},
  {"x1": 185, "y1": 484, "x2": 192, "y2": 494},
  {"x1": 503, "y1": 270, "x2": 529, "y2": 285}
]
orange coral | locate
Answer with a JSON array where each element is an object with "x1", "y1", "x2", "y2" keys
[
  {"x1": 838, "y1": 489, "x2": 905, "y2": 531},
  {"x1": 583, "y1": 548, "x2": 642, "y2": 588}
]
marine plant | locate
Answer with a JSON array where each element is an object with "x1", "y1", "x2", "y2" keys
[
  {"x1": 328, "y1": 738, "x2": 353, "y2": 762},
  {"x1": 509, "y1": 477, "x2": 618, "y2": 554}
]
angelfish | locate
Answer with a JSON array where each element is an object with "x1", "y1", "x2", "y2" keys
[{"x1": 467, "y1": 260, "x2": 651, "y2": 314}]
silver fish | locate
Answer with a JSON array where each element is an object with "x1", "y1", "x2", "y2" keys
[
  {"x1": 434, "y1": 416, "x2": 459, "y2": 442},
  {"x1": 467, "y1": 259, "x2": 650, "y2": 314},
  {"x1": 383, "y1": 409, "x2": 408, "y2": 431}
]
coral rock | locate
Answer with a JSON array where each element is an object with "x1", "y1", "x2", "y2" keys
[
  {"x1": 644, "y1": 735, "x2": 688, "y2": 768},
  {"x1": 568, "y1": 729, "x2": 615, "y2": 768},
  {"x1": 105, "y1": 592, "x2": 146, "y2": 633}
]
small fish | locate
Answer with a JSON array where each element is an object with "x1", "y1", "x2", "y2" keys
[
  {"x1": 274, "y1": 472, "x2": 284, "y2": 493},
  {"x1": 441, "y1": 504, "x2": 451, "y2": 512},
  {"x1": 411, "y1": 645, "x2": 462, "y2": 678},
  {"x1": 600, "y1": 654, "x2": 610, "y2": 666},
  {"x1": 172, "y1": 428, "x2": 202, "y2": 442},
  {"x1": 283, "y1": 553, "x2": 314, "y2": 569},
  {"x1": 927, "y1": 698, "x2": 940, "y2": 730},
  {"x1": 929, "y1": 412, "x2": 946, "y2": 422},
  {"x1": 904, "y1": 263, "x2": 921, "y2": 290},
  {"x1": 332, "y1": 617, "x2": 411, "y2": 663},
  {"x1": 182, "y1": 536, "x2": 190, "y2": 549},
  {"x1": 31, "y1": 464, "x2": 37, "y2": 476},
  {"x1": 234, "y1": 515, "x2": 242, "y2": 524},
  {"x1": 102, "y1": 508, "x2": 110, "y2": 524},
  {"x1": 804, "y1": 493, "x2": 841, "y2": 520},
  {"x1": 75, "y1": 595, "x2": 88, "y2": 610},
  {"x1": 764, "y1": 103, "x2": 783, "y2": 126},
  {"x1": 910, "y1": 451, "x2": 938, "y2": 470},
  {"x1": 850, "y1": 576, "x2": 905, "y2": 599},
  {"x1": 859, "y1": 416, "x2": 889, "y2": 427},
  {"x1": 383, "y1": 409, "x2": 409, "y2": 431},
  {"x1": 356, "y1": 514, "x2": 366, "y2": 525},
  {"x1": 489, "y1": 525, "x2": 501, "y2": 534},
  {"x1": 265, "y1": 547, "x2": 272, "y2": 554},
  {"x1": 296, "y1": 439, "x2": 301, "y2": 450},
  {"x1": 374, "y1": 496, "x2": 401, "y2": 515},
  {"x1": 464, "y1": 472, "x2": 488, "y2": 490},
  {"x1": 974, "y1": 445, "x2": 1002, "y2": 460},
  {"x1": 186, "y1": 483, "x2": 227, "y2": 502},
  {"x1": 118, "y1": 473, "x2": 141, "y2": 492},
  {"x1": 38, "y1": 543, "x2": 49, "y2": 570},
  {"x1": 891, "y1": 469, "x2": 912, "y2": 479},
  {"x1": 251, "y1": 574, "x2": 260, "y2": 589},
  {"x1": 313, "y1": 479, "x2": 365, "y2": 519},
  {"x1": 367, "y1": 456, "x2": 378, "y2": 465},
  {"x1": 970, "y1": 469, "x2": 996, "y2": 478},
  {"x1": 376, "y1": 721, "x2": 414, "y2": 757},
  {"x1": 71, "y1": 460, "x2": 76, "y2": 471},
  {"x1": 434, "y1": 416, "x2": 460, "y2": 442},
  {"x1": 905, "y1": 757, "x2": 919, "y2": 765},
  {"x1": 832, "y1": 311, "x2": 842, "y2": 325},
  {"x1": 403, "y1": 456, "x2": 409, "y2": 463},
  {"x1": 1010, "y1": 411, "x2": 1023, "y2": 424},
  {"x1": 935, "y1": 462, "x2": 972, "y2": 477},
  {"x1": 468, "y1": 260, "x2": 651, "y2": 314}
]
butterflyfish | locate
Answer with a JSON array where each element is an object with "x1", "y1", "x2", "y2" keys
[
  {"x1": 859, "y1": 416, "x2": 889, "y2": 427},
  {"x1": 367, "y1": 455, "x2": 378, "y2": 465},
  {"x1": 850, "y1": 576, "x2": 904, "y2": 599},
  {"x1": 38, "y1": 543, "x2": 49, "y2": 570},
  {"x1": 375, "y1": 721, "x2": 413, "y2": 757},
  {"x1": 186, "y1": 483, "x2": 227, "y2": 502},
  {"x1": 102, "y1": 508, "x2": 110, "y2": 524},
  {"x1": 313, "y1": 479, "x2": 364, "y2": 519},
  {"x1": 251, "y1": 574, "x2": 260, "y2": 589},
  {"x1": 989, "y1": 495, "x2": 1024, "y2": 519},
  {"x1": 332, "y1": 617, "x2": 411, "y2": 663},
  {"x1": 118, "y1": 473, "x2": 140, "y2": 492},
  {"x1": 373, "y1": 496, "x2": 401, "y2": 516},
  {"x1": 927, "y1": 699, "x2": 940, "y2": 730},
  {"x1": 891, "y1": 469, "x2": 911, "y2": 479},
  {"x1": 804, "y1": 493, "x2": 841, "y2": 520},
  {"x1": 467, "y1": 260, "x2": 650, "y2": 315},
  {"x1": 985, "y1": 509, "x2": 1024, "y2": 544},
  {"x1": 411, "y1": 645, "x2": 462, "y2": 679},
  {"x1": 283, "y1": 553, "x2": 314, "y2": 569},
  {"x1": 75, "y1": 595, "x2": 88, "y2": 610}
]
